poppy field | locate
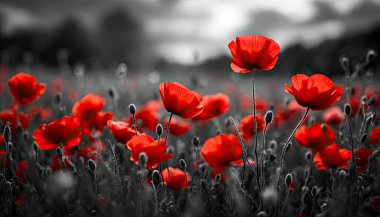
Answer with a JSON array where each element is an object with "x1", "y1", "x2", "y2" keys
[{"x1": 1, "y1": 35, "x2": 380, "y2": 217}]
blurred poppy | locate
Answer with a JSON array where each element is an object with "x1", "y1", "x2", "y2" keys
[
  {"x1": 126, "y1": 135, "x2": 172, "y2": 169},
  {"x1": 285, "y1": 74, "x2": 343, "y2": 110},
  {"x1": 228, "y1": 35, "x2": 280, "y2": 73},
  {"x1": 165, "y1": 116, "x2": 191, "y2": 136},
  {"x1": 201, "y1": 134, "x2": 242, "y2": 171},
  {"x1": 8, "y1": 73, "x2": 46, "y2": 105},
  {"x1": 162, "y1": 167, "x2": 191, "y2": 191},
  {"x1": 51, "y1": 156, "x2": 72, "y2": 172},
  {"x1": 90, "y1": 111, "x2": 114, "y2": 135},
  {"x1": 239, "y1": 95, "x2": 268, "y2": 113},
  {"x1": 73, "y1": 93, "x2": 105, "y2": 121},
  {"x1": 192, "y1": 93, "x2": 230, "y2": 121},
  {"x1": 294, "y1": 123, "x2": 336, "y2": 153},
  {"x1": 14, "y1": 194, "x2": 27, "y2": 207},
  {"x1": 370, "y1": 126, "x2": 380, "y2": 146},
  {"x1": 0, "y1": 109, "x2": 31, "y2": 132},
  {"x1": 159, "y1": 82, "x2": 203, "y2": 119},
  {"x1": 108, "y1": 120, "x2": 137, "y2": 144},
  {"x1": 128, "y1": 106, "x2": 159, "y2": 132},
  {"x1": 240, "y1": 114, "x2": 265, "y2": 141},
  {"x1": 30, "y1": 106, "x2": 53, "y2": 121},
  {"x1": 322, "y1": 106, "x2": 344, "y2": 125},
  {"x1": 356, "y1": 147, "x2": 373, "y2": 174},
  {"x1": 15, "y1": 160, "x2": 28, "y2": 181},
  {"x1": 365, "y1": 85, "x2": 380, "y2": 108},
  {"x1": 144, "y1": 100, "x2": 162, "y2": 111},
  {"x1": 33, "y1": 116, "x2": 82, "y2": 150},
  {"x1": 313, "y1": 143, "x2": 351, "y2": 170}
]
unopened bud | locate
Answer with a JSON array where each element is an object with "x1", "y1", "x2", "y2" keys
[
  {"x1": 55, "y1": 93, "x2": 62, "y2": 105},
  {"x1": 129, "y1": 104, "x2": 136, "y2": 115},
  {"x1": 305, "y1": 151, "x2": 312, "y2": 161},
  {"x1": 88, "y1": 159, "x2": 96, "y2": 171},
  {"x1": 285, "y1": 173, "x2": 293, "y2": 186},
  {"x1": 321, "y1": 124, "x2": 327, "y2": 132},
  {"x1": 179, "y1": 159, "x2": 187, "y2": 170},
  {"x1": 56, "y1": 147, "x2": 63, "y2": 159},
  {"x1": 269, "y1": 140, "x2": 277, "y2": 151},
  {"x1": 285, "y1": 142, "x2": 292, "y2": 152},
  {"x1": 361, "y1": 95, "x2": 367, "y2": 104},
  {"x1": 344, "y1": 104, "x2": 352, "y2": 116},
  {"x1": 156, "y1": 124, "x2": 163, "y2": 137},
  {"x1": 215, "y1": 173, "x2": 222, "y2": 184},
  {"x1": 139, "y1": 152, "x2": 148, "y2": 168},
  {"x1": 152, "y1": 170, "x2": 161, "y2": 188},
  {"x1": 3, "y1": 122, "x2": 11, "y2": 144},
  {"x1": 366, "y1": 49, "x2": 377, "y2": 63},
  {"x1": 360, "y1": 134, "x2": 367, "y2": 143},
  {"x1": 192, "y1": 136, "x2": 200, "y2": 149},
  {"x1": 33, "y1": 142, "x2": 38, "y2": 153},
  {"x1": 340, "y1": 56, "x2": 350, "y2": 72},
  {"x1": 108, "y1": 88, "x2": 115, "y2": 99},
  {"x1": 265, "y1": 110, "x2": 273, "y2": 125}
]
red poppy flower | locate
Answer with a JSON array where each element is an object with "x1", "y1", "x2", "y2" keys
[
  {"x1": 370, "y1": 126, "x2": 380, "y2": 146},
  {"x1": 313, "y1": 143, "x2": 351, "y2": 170},
  {"x1": 16, "y1": 160, "x2": 28, "y2": 181},
  {"x1": 201, "y1": 134, "x2": 242, "y2": 171},
  {"x1": 192, "y1": 93, "x2": 230, "y2": 121},
  {"x1": 73, "y1": 94, "x2": 106, "y2": 121},
  {"x1": 30, "y1": 106, "x2": 53, "y2": 121},
  {"x1": 126, "y1": 135, "x2": 172, "y2": 169},
  {"x1": 365, "y1": 85, "x2": 380, "y2": 108},
  {"x1": 164, "y1": 116, "x2": 191, "y2": 136},
  {"x1": 51, "y1": 156, "x2": 72, "y2": 172},
  {"x1": 108, "y1": 120, "x2": 137, "y2": 144},
  {"x1": 356, "y1": 148, "x2": 373, "y2": 174},
  {"x1": 285, "y1": 74, "x2": 343, "y2": 110},
  {"x1": 322, "y1": 106, "x2": 344, "y2": 125},
  {"x1": 159, "y1": 82, "x2": 203, "y2": 119},
  {"x1": 228, "y1": 35, "x2": 280, "y2": 73},
  {"x1": 8, "y1": 73, "x2": 46, "y2": 105},
  {"x1": 128, "y1": 106, "x2": 159, "y2": 132},
  {"x1": 239, "y1": 95, "x2": 268, "y2": 113},
  {"x1": 33, "y1": 116, "x2": 82, "y2": 150},
  {"x1": 0, "y1": 109, "x2": 31, "y2": 132},
  {"x1": 90, "y1": 111, "x2": 114, "y2": 135},
  {"x1": 240, "y1": 114, "x2": 265, "y2": 141},
  {"x1": 294, "y1": 123, "x2": 336, "y2": 152},
  {"x1": 145, "y1": 100, "x2": 162, "y2": 111},
  {"x1": 162, "y1": 167, "x2": 191, "y2": 191}
]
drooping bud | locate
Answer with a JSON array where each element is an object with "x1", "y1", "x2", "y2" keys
[
  {"x1": 3, "y1": 122, "x2": 11, "y2": 144},
  {"x1": 366, "y1": 49, "x2": 377, "y2": 63},
  {"x1": 152, "y1": 170, "x2": 161, "y2": 188},
  {"x1": 285, "y1": 173, "x2": 293, "y2": 186},
  {"x1": 138, "y1": 152, "x2": 148, "y2": 169},
  {"x1": 340, "y1": 55, "x2": 350, "y2": 72},
  {"x1": 344, "y1": 104, "x2": 352, "y2": 117},
  {"x1": 56, "y1": 147, "x2": 63, "y2": 159},
  {"x1": 361, "y1": 95, "x2": 367, "y2": 104},
  {"x1": 265, "y1": 110, "x2": 273, "y2": 125},
  {"x1": 156, "y1": 124, "x2": 163, "y2": 137},
  {"x1": 179, "y1": 159, "x2": 187, "y2": 170},
  {"x1": 129, "y1": 104, "x2": 136, "y2": 115},
  {"x1": 88, "y1": 159, "x2": 96, "y2": 171}
]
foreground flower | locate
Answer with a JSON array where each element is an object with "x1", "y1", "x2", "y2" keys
[
  {"x1": 162, "y1": 167, "x2": 191, "y2": 191},
  {"x1": 0, "y1": 109, "x2": 31, "y2": 131},
  {"x1": 322, "y1": 106, "x2": 344, "y2": 125},
  {"x1": 370, "y1": 126, "x2": 380, "y2": 145},
  {"x1": 33, "y1": 116, "x2": 81, "y2": 150},
  {"x1": 164, "y1": 117, "x2": 191, "y2": 136},
  {"x1": 240, "y1": 114, "x2": 265, "y2": 141},
  {"x1": 356, "y1": 148, "x2": 374, "y2": 174},
  {"x1": 107, "y1": 120, "x2": 136, "y2": 144},
  {"x1": 294, "y1": 123, "x2": 336, "y2": 152},
  {"x1": 8, "y1": 73, "x2": 46, "y2": 105},
  {"x1": 228, "y1": 35, "x2": 280, "y2": 73},
  {"x1": 192, "y1": 93, "x2": 230, "y2": 121},
  {"x1": 201, "y1": 134, "x2": 242, "y2": 171},
  {"x1": 126, "y1": 135, "x2": 172, "y2": 169},
  {"x1": 159, "y1": 82, "x2": 203, "y2": 119},
  {"x1": 285, "y1": 74, "x2": 343, "y2": 110},
  {"x1": 313, "y1": 143, "x2": 351, "y2": 170}
]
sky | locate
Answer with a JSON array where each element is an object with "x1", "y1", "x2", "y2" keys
[{"x1": 2, "y1": 0, "x2": 380, "y2": 65}]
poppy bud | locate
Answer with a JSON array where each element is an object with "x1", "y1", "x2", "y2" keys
[
  {"x1": 88, "y1": 159, "x2": 96, "y2": 171},
  {"x1": 361, "y1": 95, "x2": 367, "y2": 104},
  {"x1": 360, "y1": 134, "x2": 367, "y2": 143},
  {"x1": 305, "y1": 151, "x2": 312, "y2": 161},
  {"x1": 6, "y1": 181, "x2": 12, "y2": 192},
  {"x1": 216, "y1": 129, "x2": 221, "y2": 135},
  {"x1": 139, "y1": 152, "x2": 148, "y2": 168},
  {"x1": 368, "y1": 97, "x2": 376, "y2": 107},
  {"x1": 55, "y1": 93, "x2": 62, "y2": 105},
  {"x1": 156, "y1": 124, "x2": 163, "y2": 137},
  {"x1": 167, "y1": 146, "x2": 174, "y2": 154},
  {"x1": 3, "y1": 122, "x2": 11, "y2": 144},
  {"x1": 285, "y1": 142, "x2": 292, "y2": 153},
  {"x1": 340, "y1": 56, "x2": 350, "y2": 72},
  {"x1": 33, "y1": 142, "x2": 38, "y2": 154},
  {"x1": 56, "y1": 147, "x2": 63, "y2": 159},
  {"x1": 366, "y1": 115, "x2": 374, "y2": 125},
  {"x1": 321, "y1": 124, "x2": 327, "y2": 132},
  {"x1": 265, "y1": 110, "x2": 273, "y2": 125},
  {"x1": 285, "y1": 173, "x2": 292, "y2": 186},
  {"x1": 311, "y1": 186, "x2": 317, "y2": 198},
  {"x1": 366, "y1": 49, "x2": 377, "y2": 63},
  {"x1": 152, "y1": 170, "x2": 161, "y2": 188},
  {"x1": 269, "y1": 140, "x2": 277, "y2": 151},
  {"x1": 108, "y1": 88, "x2": 115, "y2": 99},
  {"x1": 257, "y1": 211, "x2": 268, "y2": 217},
  {"x1": 192, "y1": 136, "x2": 200, "y2": 149},
  {"x1": 129, "y1": 104, "x2": 136, "y2": 115},
  {"x1": 214, "y1": 173, "x2": 222, "y2": 184},
  {"x1": 344, "y1": 104, "x2": 352, "y2": 117},
  {"x1": 179, "y1": 159, "x2": 187, "y2": 170}
]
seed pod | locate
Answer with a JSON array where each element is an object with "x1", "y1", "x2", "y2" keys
[
  {"x1": 366, "y1": 49, "x2": 377, "y2": 63},
  {"x1": 152, "y1": 170, "x2": 161, "y2": 188},
  {"x1": 156, "y1": 124, "x2": 163, "y2": 137},
  {"x1": 344, "y1": 104, "x2": 352, "y2": 117},
  {"x1": 3, "y1": 122, "x2": 11, "y2": 144},
  {"x1": 129, "y1": 104, "x2": 136, "y2": 115},
  {"x1": 305, "y1": 151, "x2": 312, "y2": 161},
  {"x1": 340, "y1": 55, "x2": 350, "y2": 72},
  {"x1": 55, "y1": 93, "x2": 62, "y2": 105},
  {"x1": 265, "y1": 110, "x2": 273, "y2": 125},
  {"x1": 285, "y1": 173, "x2": 293, "y2": 186},
  {"x1": 179, "y1": 159, "x2": 187, "y2": 170},
  {"x1": 139, "y1": 152, "x2": 148, "y2": 168},
  {"x1": 88, "y1": 159, "x2": 96, "y2": 171},
  {"x1": 56, "y1": 147, "x2": 63, "y2": 159},
  {"x1": 192, "y1": 136, "x2": 200, "y2": 149}
]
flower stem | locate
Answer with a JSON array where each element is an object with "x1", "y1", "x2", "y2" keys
[
  {"x1": 347, "y1": 117, "x2": 357, "y2": 184},
  {"x1": 164, "y1": 112, "x2": 173, "y2": 182}
]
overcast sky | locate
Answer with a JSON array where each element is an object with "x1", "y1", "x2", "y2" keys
[{"x1": 2, "y1": 0, "x2": 380, "y2": 64}]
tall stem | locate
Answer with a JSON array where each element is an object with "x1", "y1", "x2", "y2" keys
[
  {"x1": 164, "y1": 112, "x2": 173, "y2": 182},
  {"x1": 276, "y1": 107, "x2": 310, "y2": 192},
  {"x1": 348, "y1": 117, "x2": 357, "y2": 184}
]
